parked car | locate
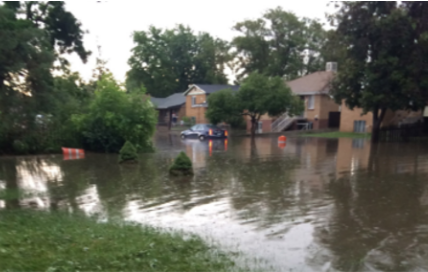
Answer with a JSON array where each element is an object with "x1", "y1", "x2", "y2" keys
[{"x1": 181, "y1": 124, "x2": 228, "y2": 140}]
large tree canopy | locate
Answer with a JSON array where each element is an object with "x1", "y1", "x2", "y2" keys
[
  {"x1": 126, "y1": 25, "x2": 232, "y2": 98},
  {"x1": 206, "y1": 73, "x2": 303, "y2": 138},
  {"x1": 232, "y1": 7, "x2": 328, "y2": 82},
  {"x1": 0, "y1": 1, "x2": 90, "y2": 153},
  {"x1": 330, "y1": 1, "x2": 428, "y2": 142}
]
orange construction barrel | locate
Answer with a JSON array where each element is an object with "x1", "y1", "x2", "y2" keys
[{"x1": 278, "y1": 135, "x2": 287, "y2": 149}]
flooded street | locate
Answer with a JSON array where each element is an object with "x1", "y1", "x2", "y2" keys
[{"x1": 2, "y1": 135, "x2": 428, "y2": 271}]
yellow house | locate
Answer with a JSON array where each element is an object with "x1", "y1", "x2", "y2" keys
[{"x1": 183, "y1": 84, "x2": 240, "y2": 124}]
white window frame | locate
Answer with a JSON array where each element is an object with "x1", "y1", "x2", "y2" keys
[
  {"x1": 307, "y1": 95, "x2": 315, "y2": 110},
  {"x1": 191, "y1": 96, "x2": 196, "y2": 106}
]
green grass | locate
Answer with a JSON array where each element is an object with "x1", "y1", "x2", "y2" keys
[
  {"x1": 300, "y1": 131, "x2": 371, "y2": 138},
  {"x1": 0, "y1": 210, "x2": 242, "y2": 272}
]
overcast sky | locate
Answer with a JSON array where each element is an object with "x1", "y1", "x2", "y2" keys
[{"x1": 65, "y1": 1, "x2": 332, "y2": 83}]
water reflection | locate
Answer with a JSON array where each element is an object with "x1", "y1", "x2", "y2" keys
[{"x1": 2, "y1": 136, "x2": 428, "y2": 271}]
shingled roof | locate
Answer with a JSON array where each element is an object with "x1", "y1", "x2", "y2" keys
[
  {"x1": 150, "y1": 93, "x2": 186, "y2": 109},
  {"x1": 183, "y1": 84, "x2": 240, "y2": 95},
  {"x1": 286, "y1": 71, "x2": 334, "y2": 95}
]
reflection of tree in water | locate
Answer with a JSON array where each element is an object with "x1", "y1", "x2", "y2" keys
[{"x1": 315, "y1": 147, "x2": 428, "y2": 271}]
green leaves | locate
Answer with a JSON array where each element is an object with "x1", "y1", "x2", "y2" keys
[
  {"x1": 206, "y1": 72, "x2": 303, "y2": 135},
  {"x1": 232, "y1": 7, "x2": 327, "y2": 81},
  {"x1": 126, "y1": 25, "x2": 231, "y2": 98},
  {"x1": 73, "y1": 74, "x2": 157, "y2": 153},
  {"x1": 169, "y1": 152, "x2": 193, "y2": 176},
  {"x1": 331, "y1": 2, "x2": 428, "y2": 114}
]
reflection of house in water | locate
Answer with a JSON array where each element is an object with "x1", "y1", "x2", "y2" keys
[
  {"x1": 290, "y1": 138, "x2": 338, "y2": 194},
  {"x1": 336, "y1": 138, "x2": 371, "y2": 178}
]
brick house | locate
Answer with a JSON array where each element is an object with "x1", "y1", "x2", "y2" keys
[
  {"x1": 183, "y1": 84, "x2": 240, "y2": 124},
  {"x1": 246, "y1": 62, "x2": 341, "y2": 133},
  {"x1": 150, "y1": 93, "x2": 186, "y2": 127},
  {"x1": 339, "y1": 104, "x2": 426, "y2": 133}
]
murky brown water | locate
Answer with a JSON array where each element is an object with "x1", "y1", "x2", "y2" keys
[{"x1": 2, "y1": 135, "x2": 428, "y2": 271}]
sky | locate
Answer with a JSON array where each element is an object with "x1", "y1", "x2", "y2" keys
[{"x1": 65, "y1": 0, "x2": 332, "y2": 84}]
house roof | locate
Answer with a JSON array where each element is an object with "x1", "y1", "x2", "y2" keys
[
  {"x1": 150, "y1": 93, "x2": 186, "y2": 109},
  {"x1": 183, "y1": 84, "x2": 240, "y2": 95},
  {"x1": 286, "y1": 71, "x2": 335, "y2": 95}
]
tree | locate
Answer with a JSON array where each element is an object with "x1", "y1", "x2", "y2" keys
[
  {"x1": 0, "y1": 2, "x2": 90, "y2": 153},
  {"x1": 206, "y1": 73, "x2": 304, "y2": 138},
  {"x1": 126, "y1": 25, "x2": 232, "y2": 98},
  {"x1": 329, "y1": 2, "x2": 428, "y2": 143},
  {"x1": 72, "y1": 73, "x2": 157, "y2": 153},
  {"x1": 232, "y1": 7, "x2": 327, "y2": 82}
]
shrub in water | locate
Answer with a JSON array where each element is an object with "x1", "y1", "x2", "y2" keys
[
  {"x1": 169, "y1": 151, "x2": 193, "y2": 176},
  {"x1": 119, "y1": 141, "x2": 138, "y2": 163}
]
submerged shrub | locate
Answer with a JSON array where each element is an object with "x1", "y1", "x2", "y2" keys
[
  {"x1": 119, "y1": 141, "x2": 138, "y2": 163},
  {"x1": 169, "y1": 152, "x2": 193, "y2": 176}
]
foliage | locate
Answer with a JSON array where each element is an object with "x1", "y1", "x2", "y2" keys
[
  {"x1": 0, "y1": 2, "x2": 90, "y2": 154},
  {"x1": 206, "y1": 73, "x2": 304, "y2": 137},
  {"x1": 118, "y1": 141, "x2": 138, "y2": 163},
  {"x1": 232, "y1": 7, "x2": 327, "y2": 82},
  {"x1": 169, "y1": 152, "x2": 193, "y2": 176},
  {"x1": 0, "y1": 210, "x2": 239, "y2": 272},
  {"x1": 329, "y1": 2, "x2": 428, "y2": 142},
  {"x1": 72, "y1": 74, "x2": 157, "y2": 153},
  {"x1": 126, "y1": 25, "x2": 232, "y2": 98},
  {"x1": 181, "y1": 116, "x2": 195, "y2": 127}
]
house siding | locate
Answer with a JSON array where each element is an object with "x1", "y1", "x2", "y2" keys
[
  {"x1": 303, "y1": 94, "x2": 340, "y2": 129},
  {"x1": 339, "y1": 102, "x2": 373, "y2": 133},
  {"x1": 185, "y1": 88, "x2": 209, "y2": 124},
  {"x1": 339, "y1": 100, "x2": 423, "y2": 133}
]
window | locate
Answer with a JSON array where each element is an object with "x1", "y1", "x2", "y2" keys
[
  {"x1": 307, "y1": 95, "x2": 315, "y2": 110},
  {"x1": 191, "y1": 96, "x2": 196, "y2": 106},
  {"x1": 353, "y1": 120, "x2": 366, "y2": 133}
]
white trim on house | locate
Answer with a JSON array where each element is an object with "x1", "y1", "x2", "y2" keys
[
  {"x1": 183, "y1": 84, "x2": 205, "y2": 96},
  {"x1": 307, "y1": 95, "x2": 315, "y2": 110},
  {"x1": 188, "y1": 87, "x2": 205, "y2": 95},
  {"x1": 295, "y1": 91, "x2": 324, "y2": 96}
]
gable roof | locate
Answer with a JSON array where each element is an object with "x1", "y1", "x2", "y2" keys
[
  {"x1": 183, "y1": 84, "x2": 240, "y2": 95},
  {"x1": 150, "y1": 92, "x2": 186, "y2": 109},
  {"x1": 286, "y1": 71, "x2": 334, "y2": 95}
]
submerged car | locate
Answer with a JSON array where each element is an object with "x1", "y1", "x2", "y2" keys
[{"x1": 181, "y1": 124, "x2": 228, "y2": 140}]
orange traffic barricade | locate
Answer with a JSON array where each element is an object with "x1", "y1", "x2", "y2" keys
[{"x1": 62, "y1": 147, "x2": 85, "y2": 160}]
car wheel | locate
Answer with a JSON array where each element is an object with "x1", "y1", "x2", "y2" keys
[
  {"x1": 199, "y1": 135, "x2": 205, "y2": 141},
  {"x1": 181, "y1": 134, "x2": 186, "y2": 139}
]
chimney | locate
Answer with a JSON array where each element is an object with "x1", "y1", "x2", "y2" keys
[{"x1": 326, "y1": 62, "x2": 338, "y2": 72}]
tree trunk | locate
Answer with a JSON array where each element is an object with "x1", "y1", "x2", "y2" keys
[
  {"x1": 250, "y1": 116, "x2": 257, "y2": 139},
  {"x1": 371, "y1": 107, "x2": 386, "y2": 143}
]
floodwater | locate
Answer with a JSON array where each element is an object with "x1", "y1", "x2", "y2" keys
[{"x1": 2, "y1": 135, "x2": 428, "y2": 271}]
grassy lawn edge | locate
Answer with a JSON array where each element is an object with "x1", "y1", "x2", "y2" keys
[
  {"x1": 0, "y1": 210, "x2": 244, "y2": 272},
  {"x1": 299, "y1": 131, "x2": 371, "y2": 139}
]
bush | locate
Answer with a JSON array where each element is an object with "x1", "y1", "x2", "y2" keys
[
  {"x1": 72, "y1": 74, "x2": 157, "y2": 153},
  {"x1": 12, "y1": 140, "x2": 29, "y2": 154},
  {"x1": 181, "y1": 116, "x2": 195, "y2": 127},
  {"x1": 118, "y1": 141, "x2": 138, "y2": 163},
  {"x1": 169, "y1": 152, "x2": 193, "y2": 176}
]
